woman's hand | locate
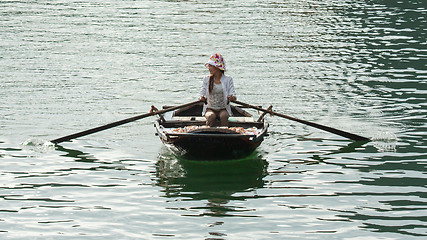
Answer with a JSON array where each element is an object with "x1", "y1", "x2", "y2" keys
[
  {"x1": 227, "y1": 95, "x2": 236, "y2": 102},
  {"x1": 199, "y1": 96, "x2": 207, "y2": 104},
  {"x1": 226, "y1": 95, "x2": 236, "y2": 104}
]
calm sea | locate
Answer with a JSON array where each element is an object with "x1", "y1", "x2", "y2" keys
[{"x1": 1, "y1": 0, "x2": 426, "y2": 239}]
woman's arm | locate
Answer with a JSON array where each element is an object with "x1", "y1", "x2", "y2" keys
[
  {"x1": 226, "y1": 77, "x2": 236, "y2": 101},
  {"x1": 199, "y1": 76, "x2": 209, "y2": 97}
]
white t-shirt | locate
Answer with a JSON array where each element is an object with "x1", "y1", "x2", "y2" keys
[{"x1": 207, "y1": 83, "x2": 226, "y2": 110}]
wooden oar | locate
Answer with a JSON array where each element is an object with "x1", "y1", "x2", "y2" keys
[
  {"x1": 51, "y1": 100, "x2": 202, "y2": 144},
  {"x1": 232, "y1": 100, "x2": 370, "y2": 142}
]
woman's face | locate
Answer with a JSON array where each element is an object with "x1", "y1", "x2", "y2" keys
[{"x1": 208, "y1": 64, "x2": 221, "y2": 75}]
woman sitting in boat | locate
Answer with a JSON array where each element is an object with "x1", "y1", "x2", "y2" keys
[{"x1": 199, "y1": 53, "x2": 237, "y2": 127}]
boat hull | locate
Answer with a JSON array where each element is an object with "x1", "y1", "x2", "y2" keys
[{"x1": 164, "y1": 132, "x2": 264, "y2": 160}]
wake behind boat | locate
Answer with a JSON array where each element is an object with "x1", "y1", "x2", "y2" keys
[{"x1": 154, "y1": 103, "x2": 269, "y2": 160}]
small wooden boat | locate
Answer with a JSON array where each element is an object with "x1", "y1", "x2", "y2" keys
[{"x1": 154, "y1": 103, "x2": 269, "y2": 160}]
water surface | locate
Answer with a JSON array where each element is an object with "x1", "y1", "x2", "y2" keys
[{"x1": 1, "y1": 0, "x2": 426, "y2": 239}]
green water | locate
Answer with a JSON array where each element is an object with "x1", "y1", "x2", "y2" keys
[{"x1": 1, "y1": 0, "x2": 426, "y2": 239}]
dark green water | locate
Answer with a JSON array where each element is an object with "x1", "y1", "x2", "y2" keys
[{"x1": 1, "y1": 0, "x2": 426, "y2": 239}]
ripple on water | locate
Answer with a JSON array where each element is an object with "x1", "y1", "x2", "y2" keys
[
  {"x1": 21, "y1": 138, "x2": 56, "y2": 153},
  {"x1": 0, "y1": 0, "x2": 426, "y2": 239}
]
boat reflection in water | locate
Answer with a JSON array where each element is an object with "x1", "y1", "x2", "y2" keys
[{"x1": 155, "y1": 148, "x2": 268, "y2": 217}]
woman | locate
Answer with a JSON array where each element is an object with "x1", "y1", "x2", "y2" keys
[{"x1": 199, "y1": 53, "x2": 237, "y2": 127}]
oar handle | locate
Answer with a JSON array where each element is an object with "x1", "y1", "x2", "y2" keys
[
  {"x1": 232, "y1": 100, "x2": 370, "y2": 142},
  {"x1": 51, "y1": 100, "x2": 203, "y2": 144}
]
